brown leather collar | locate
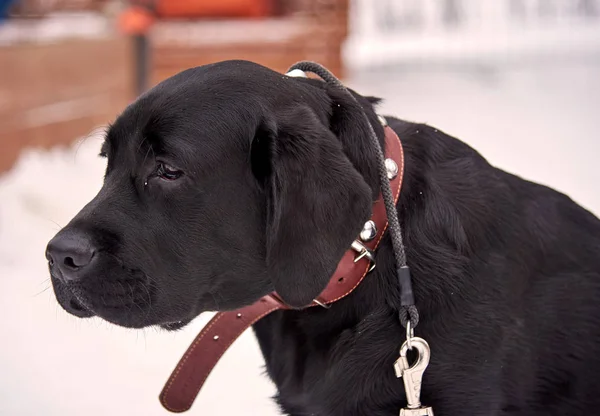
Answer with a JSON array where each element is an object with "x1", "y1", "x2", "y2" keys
[{"x1": 159, "y1": 124, "x2": 405, "y2": 413}]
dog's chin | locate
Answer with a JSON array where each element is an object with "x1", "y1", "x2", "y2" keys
[
  {"x1": 160, "y1": 320, "x2": 192, "y2": 331},
  {"x1": 52, "y1": 276, "x2": 198, "y2": 330},
  {"x1": 59, "y1": 293, "x2": 191, "y2": 330},
  {"x1": 52, "y1": 279, "x2": 96, "y2": 319},
  {"x1": 62, "y1": 294, "x2": 96, "y2": 319},
  {"x1": 62, "y1": 299, "x2": 192, "y2": 330}
]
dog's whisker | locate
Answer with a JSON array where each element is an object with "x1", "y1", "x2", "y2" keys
[
  {"x1": 141, "y1": 141, "x2": 154, "y2": 167},
  {"x1": 149, "y1": 274, "x2": 179, "y2": 319},
  {"x1": 144, "y1": 273, "x2": 169, "y2": 317},
  {"x1": 73, "y1": 127, "x2": 105, "y2": 162},
  {"x1": 140, "y1": 283, "x2": 154, "y2": 322},
  {"x1": 33, "y1": 286, "x2": 51, "y2": 297},
  {"x1": 136, "y1": 136, "x2": 149, "y2": 155},
  {"x1": 138, "y1": 274, "x2": 154, "y2": 307},
  {"x1": 123, "y1": 281, "x2": 140, "y2": 319},
  {"x1": 42, "y1": 217, "x2": 64, "y2": 231}
]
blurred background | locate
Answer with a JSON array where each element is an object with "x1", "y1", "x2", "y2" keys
[{"x1": 0, "y1": 0, "x2": 599, "y2": 415}]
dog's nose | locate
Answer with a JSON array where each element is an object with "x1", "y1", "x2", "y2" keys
[{"x1": 46, "y1": 230, "x2": 96, "y2": 282}]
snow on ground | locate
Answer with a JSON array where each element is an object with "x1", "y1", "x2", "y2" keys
[{"x1": 1, "y1": 61, "x2": 599, "y2": 415}]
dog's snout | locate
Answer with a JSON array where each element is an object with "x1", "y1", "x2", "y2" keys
[{"x1": 46, "y1": 230, "x2": 96, "y2": 282}]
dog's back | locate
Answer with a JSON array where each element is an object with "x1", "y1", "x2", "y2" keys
[
  {"x1": 388, "y1": 117, "x2": 600, "y2": 415},
  {"x1": 499, "y1": 164, "x2": 600, "y2": 414}
]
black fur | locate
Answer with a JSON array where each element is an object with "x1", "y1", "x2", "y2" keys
[{"x1": 46, "y1": 60, "x2": 600, "y2": 415}]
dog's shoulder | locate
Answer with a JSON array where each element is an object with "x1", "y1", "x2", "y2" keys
[
  {"x1": 386, "y1": 115, "x2": 600, "y2": 289},
  {"x1": 387, "y1": 116, "x2": 600, "y2": 246}
]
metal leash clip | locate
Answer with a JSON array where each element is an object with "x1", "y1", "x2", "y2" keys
[{"x1": 394, "y1": 335, "x2": 435, "y2": 416}]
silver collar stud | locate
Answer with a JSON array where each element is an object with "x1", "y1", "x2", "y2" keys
[
  {"x1": 360, "y1": 220, "x2": 377, "y2": 242},
  {"x1": 285, "y1": 69, "x2": 307, "y2": 78},
  {"x1": 385, "y1": 158, "x2": 398, "y2": 180}
]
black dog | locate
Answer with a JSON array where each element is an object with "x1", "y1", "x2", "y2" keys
[{"x1": 47, "y1": 60, "x2": 600, "y2": 415}]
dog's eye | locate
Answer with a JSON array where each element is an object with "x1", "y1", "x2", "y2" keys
[{"x1": 156, "y1": 162, "x2": 183, "y2": 181}]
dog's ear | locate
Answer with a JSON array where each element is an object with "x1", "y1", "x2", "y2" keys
[
  {"x1": 326, "y1": 87, "x2": 385, "y2": 198},
  {"x1": 251, "y1": 106, "x2": 372, "y2": 308}
]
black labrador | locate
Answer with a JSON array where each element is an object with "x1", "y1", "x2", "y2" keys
[{"x1": 46, "y1": 60, "x2": 600, "y2": 415}]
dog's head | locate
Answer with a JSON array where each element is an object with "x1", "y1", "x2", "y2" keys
[{"x1": 46, "y1": 60, "x2": 384, "y2": 329}]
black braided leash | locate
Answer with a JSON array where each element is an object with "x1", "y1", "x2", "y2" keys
[{"x1": 287, "y1": 61, "x2": 420, "y2": 331}]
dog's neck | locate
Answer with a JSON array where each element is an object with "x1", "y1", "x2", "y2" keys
[{"x1": 249, "y1": 121, "x2": 493, "y2": 414}]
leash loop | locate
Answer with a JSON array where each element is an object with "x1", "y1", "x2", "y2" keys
[{"x1": 399, "y1": 304, "x2": 420, "y2": 330}]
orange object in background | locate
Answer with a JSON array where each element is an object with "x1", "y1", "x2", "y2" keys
[
  {"x1": 155, "y1": 0, "x2": 272, "y2": 18},
  {"x1": 118, "y1": 0, "x2": 273, "y2": 34},
  {"x1": 118, "y1": 5, "x2": 155, "y2": 34}
]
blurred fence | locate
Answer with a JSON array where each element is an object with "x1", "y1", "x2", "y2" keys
[
  {"x1": 346, "y1": 0, "x2": 600, "y2": 68},
  {"x1": 0, "y1": 0, "x2": 350, "y2": 172}
]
